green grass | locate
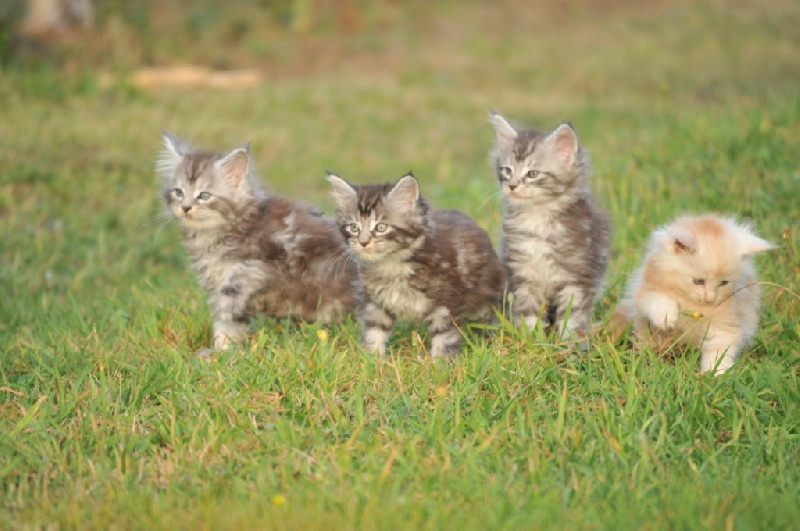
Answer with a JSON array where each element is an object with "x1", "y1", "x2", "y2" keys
[{"x1": 2, "y1": 0, "x2": 799, "y2": 528}]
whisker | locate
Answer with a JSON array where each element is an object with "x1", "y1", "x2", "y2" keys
[
  {"x1": 472, "y1": 190, "x2": 504, "y2": 212},
  {"x1": 139, "y1": 212, "x2": 178, "y2": 239},
  {"x1": 324, "y1": 248, "x2": 358, "y2": 280}
]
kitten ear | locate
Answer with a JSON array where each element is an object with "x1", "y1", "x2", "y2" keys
[
  {"x1": 161, "y1": 130, "x2": 191, "y2": 158},
  {"x1": 545, "y1": 123, "x2": 579, "y2": 166},
  {"x1": 737, "y1": 228, "x2": 775, "y2": 256},
  {"x1": 489, "y1": 112, "x2": 518, "y2": 147},
  {"x1": 218, "y1": 145, "x2": 250, "y2": 186},
  {"x1": 157, "y1": 131, "x2": 190, "y2": 179},
  {"x1": 388, "y1": 173, "x2": 420, "y2": 211},
  {"x1": 656, "y1": 227, "x2": 697, "y2": 255},
  {"x1": 326, "y1": 171, "x2": 357, "y2": 207}
]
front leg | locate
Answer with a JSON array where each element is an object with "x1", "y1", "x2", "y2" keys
[
  {"x1": 511, "y1": 280, "x2": 548, "y2": 331},
  {"x1": 427, "y1": 306, "x2": 463, "y2": 359},
  {"x1": 699, "y1": 329, "x2": 744, "y2": 375},
  {"x1": 361, "y1": 302, "x2": 394, "y2": 355},
  {"x1": 637, "y1": 291, "x2": 680, "y2": 331},
  {"x1": 206, "y1": 260, "x2": 271, "y2": 354},
  {"x1": 555, "y1": 285, "x2": 594, "y2": 343}
]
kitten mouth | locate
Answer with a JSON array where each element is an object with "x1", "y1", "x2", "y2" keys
[
  {"x1": 353, "y1": 247, "x2": 384, "y2": 262},
  {"x1": 355, "y1": 249, "x2": 379, "y2": 259}
]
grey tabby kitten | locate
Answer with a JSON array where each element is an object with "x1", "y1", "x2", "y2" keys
[
  {"x1": 489, "y1": 112, "x2": 611, "y2": 342},
  {"x1": 327, "y1": 172, "x2": 506, "y2": 358},
  {"x1": 157, "y1": 132, "x2": 360, "y2": 355}
]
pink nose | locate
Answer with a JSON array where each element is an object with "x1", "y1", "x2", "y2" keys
[{"x1": 703, "y1": 292, "x2": 716, "y2": 303}]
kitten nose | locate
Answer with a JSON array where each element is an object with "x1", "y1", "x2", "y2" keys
[
  {"x1": 182, "y1": 206, "x2": 192, "y2": 213},
  {"x1": 508, "y1": 184, "x2": 518, "y2": 191}
]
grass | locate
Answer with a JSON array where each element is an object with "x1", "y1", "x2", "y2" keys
[{"x1": 1, "y1": 0, "x2": 799, "y2": 528}]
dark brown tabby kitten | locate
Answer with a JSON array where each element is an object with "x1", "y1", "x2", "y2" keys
[
  {"x1": 489, "y1": 112, "x2": 611, "y2": 343},
  {"x1": 327, "y1": 172, "x2": 506, "y2": 358},
  {"x1": 157, "y1": 132, "x2": 360, "y2": 355}
]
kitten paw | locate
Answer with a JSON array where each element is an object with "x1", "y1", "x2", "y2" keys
[
  {"x1": 363, "y1": 328, "x2": 389, "y2": 355},
  {"x1": 649, "y1": 299, "x2": 679, "y2": 330},
  {"x1": 430, "y1": 330, "x2": 463, "y2": 359}
]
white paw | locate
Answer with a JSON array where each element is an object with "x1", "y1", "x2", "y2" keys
[
  {"x1": 523, "y1": 314, "x2": 539, "y2": 331},
  {"x1": 212, "y1": 331, "x2": 233, "y2": 351},
  {"x1": 649, "y1": 299, "x2": 679, "y2": 330},
  {"x1": 363, "y1": 328, "x2": 388, "y2": 355}
]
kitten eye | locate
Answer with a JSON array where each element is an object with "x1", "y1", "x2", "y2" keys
[
  {"x1": 374, "y1": 222, "x2": 388, "y2": 233},
  {"x1": 173, "y1": 188, "x2": 184, "y2": 198},
  {"x1": 526, "y1": 170, "x2": 540, "y2": 179},
  {"x1": 498, "y1": 167, "x2": 512, "y2": 181},
  {"x1": 198, "y1": 192, "x2": 211, "y2": 200},
  {"x1": 347, "y1": 223, "x2": 361, "y2": 234},
  {"x1": 693, "y1": 278, "x2": 705, "y2": 286},
  {"x1": 719, "y1": 280, "x2": 729, "y2": 287}
]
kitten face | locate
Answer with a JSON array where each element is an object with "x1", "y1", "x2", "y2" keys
[
  {"x1": 490, "y1": 113, "x2": 584, "y2": 205},
  {"x1": 328, "y1": 173, "x2": 426, "y2": 263},
  {"x1": 653, "y1": 215, "x2": 774, "y2": 306},
  {"x1": 158, "y1": 132, "x2": 251, "y2": 231},
  {"x1": 672, "y1": 254, "x2": 740, "y2": 305}
]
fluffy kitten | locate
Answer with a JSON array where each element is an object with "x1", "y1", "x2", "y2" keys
[
  {"x1": 490, "y1": 112, "x2": 611, "y2": 342},
  {"x1": 613, "y1": 214, "x2": 774, "y2": 374},
  {"x1": 157, "y1": 132, "x2": 360, "y2": 354},
  {"x1": 327, "y1": 172, "x2": 506, "y2": 359}
]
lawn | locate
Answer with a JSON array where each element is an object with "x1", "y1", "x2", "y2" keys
[{"x1": 1, "y1": 0, "x2": 799, "y2": 529}]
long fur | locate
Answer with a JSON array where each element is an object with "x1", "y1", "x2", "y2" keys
[
  {"x1": 328, "y1": 172, "x2": 506, "y2": 359},
  {"x1": 158, "y1": 132, "x2": 361, "y2": 354},
  {"x1": 490, "y1": 112, "x2": 611, "y2": 343},
  {"x1": 613, "y1": 214, "x2": 774, "y2": 374}
]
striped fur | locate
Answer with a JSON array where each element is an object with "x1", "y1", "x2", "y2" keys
[
  {"x1": 158, "y1": 132, "x2": 360, "y2": 354},
  {"x1": 490, "y1": 113, "x2": 611, "y2": 343},
  {"x1": 328, "y1": 172, "x2": 506, "y2": 359}
]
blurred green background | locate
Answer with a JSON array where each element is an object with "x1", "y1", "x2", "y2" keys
[{"x1": 1, "y1": 1, "x2": 799, "y2": 528}]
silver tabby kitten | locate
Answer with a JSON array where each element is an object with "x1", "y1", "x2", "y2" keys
[
  {"x1": 327, "y1": 172, "x2": 507, "y2": 359},
  {"x1": 490, "y1": 112, "x2": 611, "y2": 342},
  {"x1": 157, "y1": 132, "x2": 360, "y2": 355}
]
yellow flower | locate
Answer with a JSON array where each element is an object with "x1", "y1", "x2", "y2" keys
[
  {"x1": 436, "y1": 383, "x2": 447, "y2": 398},
  {"x1": 272, "y1": 494, "x2": 286, "y2": 506},
  {"x1": 317, "y1": 329, "x2": 329, "y2": 343},
  {"x1": 681, "y1": 310, "x2": 704, "y2": 319}
]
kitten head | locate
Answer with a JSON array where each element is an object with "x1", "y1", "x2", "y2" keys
[
  {"x1": 157, "y1": 132, "x2": 257, "y2": 231},
  {"x1": 649, "y1": 215, "x2": 774, "y2": 306},
  {"x1": 490, "y1": 112, "x2": 588, "y2": 206},
  {"x1": 327, "y1": 171, "x2": 428, "y2": 263}
]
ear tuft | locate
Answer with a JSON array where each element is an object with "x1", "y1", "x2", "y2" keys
[
  {"x1": 162, "y1": 131, "x2": 191, "y2": 158},
  {"x1": 388, "y1": 174, "x2": 420, "y2": 211},
  {"x1": 669, "y1": 228, "x2": 697, "y2": 255},
  {"x1": 327, "y1": 172, "x2": 357, "y2": 207},
  {"x1": 489, "y1": 111, "x2": 518, "y2": 147},
  {"x1": 654, "y1": 227, "x2": 697, "y2": 255},
  {"x1": 737, "y1": 227, "x2": 775, "y2": 256},
  {"x1": 673, "y1": 238, "x2": 693, "y2": 254},
  {"x1": 157, "y1": 131, "x2": 191, "y2": 179}
]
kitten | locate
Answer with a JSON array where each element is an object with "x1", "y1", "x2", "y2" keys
[
  {"x1": 327, "y1": 172, "x2": 507, "y2": 359},
  {"x1": 489, "y1": 112, "x2": 611, "y2": 343},
  {"x1": 613, "y1": 214, "x2": 774, "y2": 374},
  {"x1": 157, "y1": 132, "x2": 360, "y2": 354}
]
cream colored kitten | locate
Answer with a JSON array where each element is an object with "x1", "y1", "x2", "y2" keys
[{"x1": 614, "y1": 214, "x2": 774, "y2": 375}]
